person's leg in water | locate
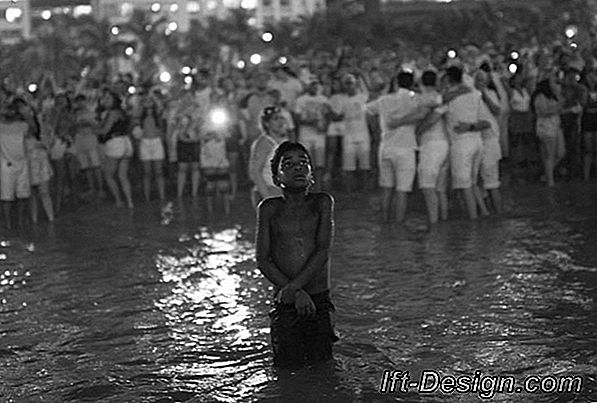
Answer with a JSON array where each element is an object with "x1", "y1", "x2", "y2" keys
[
  {"x1": 154, "y1": 159, "x2": 165, "y2": 203},
  {"x1": 2, "y1": 201, "x2": 12, "y2": 230},
  {"x1": 38, "y1": 180, "x2": 54, "y2": 222},
  {"x1": 117, "y1": 157, "x2": 134, "y2": 209},
  {"x1": 380, "y1": 187, "x2": 393, "y2": 222},
  {"x1": 30, "y1": 186, "x2": 39, "y2": 224},
  {"x1": 65, "y1": 153, "x2": 79, "y2": 206},
  {"x1": 142, "y1": 160, "x2": 152, "y2": 202},
  {"x1": 51, "y1": 158, "x2": 66, "y2": 214},
  {"x1": 422, "y1": 188, "x2": 439, "y2": 224},
  {"x1": 191, "y1": 162, "x2": 201, "y2": 200},
  {"x1": 177, "y1": 162, "x2": 189, "y2": 199},
  {"x1": 227, "y1": 151, "x2": 239, "y2": 199},
  {"x1": 473, "y1": 185, "x2": 490, "y2": 217},
  {"x1": 461, "y1": 187, "x2": 478, "y2": 220},
  {"x1": 16, "y1": 197, "x2": 29, "y2": 230},
  {"x1": 539, "y1": 137, "x2": 557, "y2": 187},
  {"x1": 583, "y1": 131, "x2": 597, "y2": 181},
  {"x1": 103, "y1": 157, "x2": 122, "y2": 207}
]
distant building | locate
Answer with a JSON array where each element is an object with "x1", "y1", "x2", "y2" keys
[
  {"x1": 0, "y1": 0, "x2": 31, "y2": 43},
  {"x1": 91, "y1": 0, "x2": 258, "y2": 32},
  {"x1": 255, "y1": 0, "x2": 326, "y2": 27}
]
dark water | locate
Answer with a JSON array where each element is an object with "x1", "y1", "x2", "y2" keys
[{"x1": 0, "y1": 184, "x2": 596, "y2": 403}]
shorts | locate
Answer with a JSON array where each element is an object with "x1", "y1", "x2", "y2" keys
[
  {"x1": 203, "y1": 168, "x2": 230, "y2": 194},
  {"x1": 1, "y1": 159, "x2": 30, "y2": 201},
  {"x1": 104, "y1": 136, "x2": 133, "y2": 160},
  {"x1": 28, "y1": 149, "x2": 53, "y2": 186},
  {"x1": 269, "y1": 291, "x2": 338, "y2": 369},
  {"x1": 299, "y1": 132, "x2": 325, "y2": 168},
  {"x1": 75, "y1": 134, "x2": 101, "y2": 170},
  {"x1": 139, "y1": 137, "x2": 165, "y2": 162},
  {"x1": 342, "y1": 139, "x2": 370, "y2": 171},
  {"x1": 378, "y1": 146, "x2": 416, "y2": 192},
  {"x1": 417, "y1": 140, "x2": 449, "y2": 190},
  {"x1": 176, "y1": 141, "x2": 200, "y2": 163},
  {"x1": 450, "y1": 137, "x2": 483, "y2": 189}
]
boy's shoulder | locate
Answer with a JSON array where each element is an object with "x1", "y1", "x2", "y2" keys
[
  {"x1": 257, "y1": 195, "x2": 285, "y2": 214},
  {"x1": 308, "y1": 191, "x2": 335, "y2": 208}
]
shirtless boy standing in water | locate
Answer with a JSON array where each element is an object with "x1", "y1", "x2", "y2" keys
[{"x1": 255, "y1": 141, "x2": 337, "y2": 369}]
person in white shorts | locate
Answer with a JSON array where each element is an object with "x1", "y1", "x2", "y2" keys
[
  {"x1": 474, "y1": 70, "x2": 503, "y2": 214},
  {"x1": 324, "y1": 77, "x2": 345, "y2": 187},
  {"x1": 134, "y1": 91, "x2": 166, "y2": 203},
  {"x1": 366, "y1": 71, "x2": 419, "y2": 223},
  {"x1": 0, "y1": 99, "x2": 32, "y2": 229},
  {"x1": 98, "y1": 90, "x2": 134, "y2": 208},
  {"x1": 337, "y1": 74, "x2": 371, "y2": 192},
  {"x1": 414, "y1": 71, "x2": 450, "y2": 224},
  {"x1": 73, "y1": 94, "x2": 103, "y2": 198},
  {"x1": 295, "y1": 76, "x2": 331, "y2": 190},
  {"x1": 443, "y1": 66, "x2": 492, "y2": 220}
]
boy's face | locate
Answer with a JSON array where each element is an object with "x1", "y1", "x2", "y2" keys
[{"x1": 277, "y1": 149, "x2": 313, "y2": 189}]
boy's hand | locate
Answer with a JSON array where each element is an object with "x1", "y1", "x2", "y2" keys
[
  {"x1": 276, "y1": 283, "x2": 299, "y2": 304},
  {"x1": 294, "y1": 289, "x2": 316, "y2": 317}
]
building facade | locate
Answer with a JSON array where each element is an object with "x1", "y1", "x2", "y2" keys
[{"x1": 255, "y1": 0, "x2": 326, "y2": 27}]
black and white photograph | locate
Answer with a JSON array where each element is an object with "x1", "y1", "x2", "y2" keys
[{"x1": 0, "y1": 0, "x2": 596, "y2": 401}]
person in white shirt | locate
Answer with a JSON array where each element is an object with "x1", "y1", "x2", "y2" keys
[
  {"x1": 248, "y1": 106, "x2": 289, "y2": 208},
  {"x1": 269, "y1": 66, "x2": 304, "y2": 112},
  {"x1": 325, "y1": 77, "x2": 345, "y2": 186},
  {"x1": 337, "y1": 74, "x2": 371, "y2": 192},
  {"x1": 0, "y1": 98, "x2": 32, "y2": 229},
  {"x1": 295, "y1": 76, "x2": 331, "y2": 190},
  {"x1": 366, "y1": 71, "x2": 419, "y2": 223},
  {"x1": 443, "y1": 66, "x2": 492, "y2": 220},
  {"x1": 474, "y1": 70, "x2": 503, "y2": 213},
  {"x1": 413, "y1": 70, "x2": 450, "y2": 224}
]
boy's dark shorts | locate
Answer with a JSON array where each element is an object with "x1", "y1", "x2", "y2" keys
[{"x1": 269, "y1": 290, "x2": 339, "y2": 369}]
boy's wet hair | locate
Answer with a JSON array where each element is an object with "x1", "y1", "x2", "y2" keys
[{"x1": 270, "y1": 141, "x2": 312, "y2": 186}]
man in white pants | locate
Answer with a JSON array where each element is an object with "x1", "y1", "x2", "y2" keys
[
  {"x1": 366, "y1": 71, "x2": 419, "y2": 223},
  {"x1": 443, "y1": 66, "x2": 491, "y2": 220}
]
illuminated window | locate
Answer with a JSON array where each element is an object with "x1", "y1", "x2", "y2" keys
[{"x1": 187, "y1": 1, "x2": 200, "y2": 12}]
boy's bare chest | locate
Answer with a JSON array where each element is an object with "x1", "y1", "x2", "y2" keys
[{"x1": 272, "y1": 207, "x2": 319, "y2": 236}]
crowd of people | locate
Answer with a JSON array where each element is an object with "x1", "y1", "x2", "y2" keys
[{"x1": 1, "y1": 36, "x2": 596, "y2": 230}]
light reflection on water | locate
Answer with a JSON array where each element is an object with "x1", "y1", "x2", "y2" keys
[{"x1": 0, "y1": 185, "x2": 595, "y2": 402}]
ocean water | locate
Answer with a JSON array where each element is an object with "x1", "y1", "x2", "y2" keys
[{"x1": 0, "y1": 183, "x2": 596, "y2": 403}]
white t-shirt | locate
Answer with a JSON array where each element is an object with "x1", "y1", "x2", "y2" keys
[
  {"x1": 366, "y1": 88, "x2": 418, "y2": 149},
  {"x1": 295, "y1": 94, "x2": 329, "y2": 138},
  {"x1": 0, "y1": 121, "x2": 28, "y2": 163},
  {"x1": 510, "y1": 88, "x2": 531, "y2": 112},
  {"x1": 200, "y1": 134, "x2": 229, "y2": 169},
  {"x1": 417, "y1": 91, "x2": 447, "y2": 145},
  {"x1": 338, "y1": 92, "x2": 369, "y2": 143},
  {"x1": 327, "y1": 94, "x2": 345, "y2": 137},
  {"x1": 444, "y1": 89, "x2": 485, "y2": 143},
  {"x1": 269, "y1": 77, "x2": 303, "y2": 111}
]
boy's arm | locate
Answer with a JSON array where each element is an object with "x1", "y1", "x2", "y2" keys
[
  {"x1": 255, "y1": 200, "x2": 290, "y2": 288},
  {"x1": 282, "y1": 194, "x2": 334, "y2": 292}
]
